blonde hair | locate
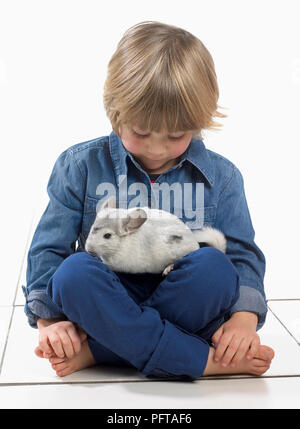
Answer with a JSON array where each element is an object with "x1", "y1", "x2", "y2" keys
[{"x1": 103, "y1": 21, "x2": 227, "y2": 140}]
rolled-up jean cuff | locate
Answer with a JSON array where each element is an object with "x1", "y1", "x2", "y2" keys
[{"x1": 141, "y1": 319, "x2": 210, "y2": 380}]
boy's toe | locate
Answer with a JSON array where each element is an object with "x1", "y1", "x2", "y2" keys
[{"x1": 257, "y1": 345, "x2": 275, "y2": 361}]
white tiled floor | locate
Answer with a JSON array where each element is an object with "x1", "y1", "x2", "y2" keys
[
  {"x1": 267, "y1": 301, "x2": 300, "y2": 345},
  {"x1": 1, "y1": 208, "x2": 300, "y2": 408},
  {"x1": 1, "y1": 377, "x2": 300, "y2": 409}
]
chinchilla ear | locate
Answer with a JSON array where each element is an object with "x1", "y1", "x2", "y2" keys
[
  {"x1": 100, "y1": 195, "x2": 117, "y2": 211},
  {"x1": 120, "y1": 208, "x2": 147, "y2": 234}
]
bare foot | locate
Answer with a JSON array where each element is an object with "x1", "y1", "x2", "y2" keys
[
  {"x1": 44, "y1": 339, "x2": 97, "y2": 377},
  {"x1": 203, "y1": 344, "x2": 275, "y2": 376}
]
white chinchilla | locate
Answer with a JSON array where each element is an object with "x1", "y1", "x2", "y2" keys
[{"x1": 85, "y1": 196, "x2": 226, "y2": 275}]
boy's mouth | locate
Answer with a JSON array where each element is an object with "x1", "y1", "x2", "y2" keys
[{"x1": 145, "y1": 156, "x2": 166, "y2": 162}]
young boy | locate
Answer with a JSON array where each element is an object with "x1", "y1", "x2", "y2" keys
[{"x1": 23, "y1": 21, "x2": 274, "y2": 379}]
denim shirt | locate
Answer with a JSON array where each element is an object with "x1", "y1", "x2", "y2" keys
[{"x1": 22, "y1": 131, "x2": 268, "y2": 330}]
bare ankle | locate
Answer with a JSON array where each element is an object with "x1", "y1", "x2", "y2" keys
[
  {"x1": 203, "y1": 347, "x2": 227, "y2": 376},
  {"x1": 203, "y1": 347, "x2": 246, "y2": 376}
]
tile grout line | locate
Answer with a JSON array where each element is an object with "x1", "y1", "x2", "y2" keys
[
  {"x1": 0, "y1": 307, "x2": 16, "y2": 376},
  {"x1": 0, "y1": 209, "x2": 36, "y2": 376},
  {"x1": 267, "y1": 305, "x2": 300, "y2": 346},
  {"x1": 1, "y1": 374, "x2": 300, "y2": 387}
]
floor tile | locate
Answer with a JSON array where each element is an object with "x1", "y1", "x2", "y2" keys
[
  {"x1": 0, "y1": 376, "x2": 300, "y2": 409},
  {"x1": 256, "y1": 306, "x2": 300, "y2": 376},
  {"x1": 267, "y1": 300, "x2": 300, "y2": 344},
  {"x1": 209, "y1": 305, "x2": 300, "y2": 379},
  {"x1": 0, "y1": 306, "x2": 149, "y2": 384},
  {"x1": 1, "y1": 304, "x2": 299, "y2": 384},
  {"x1": 0, "y1": 306, "x2": 13, "y2": 370}
]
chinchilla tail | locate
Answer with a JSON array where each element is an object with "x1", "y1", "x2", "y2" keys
[{"x1": 192, "y1": 226, "x2": 227, "y2": 253}]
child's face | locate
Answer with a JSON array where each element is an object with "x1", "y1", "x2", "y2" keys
[{"x1": 119, "y1": 123, "x2": 194, "y2": 174}]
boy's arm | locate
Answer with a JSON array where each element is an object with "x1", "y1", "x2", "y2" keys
[
  {"x1": 214, "y1": 165, "x2": 267, "y2": 330},
  {"x1": 22, "y1": 149, "x2": 85, "y2": 329}
]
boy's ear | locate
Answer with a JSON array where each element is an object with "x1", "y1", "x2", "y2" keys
[
  {"x1": 120, "y1": 209, "x2": 147, "y2": 234},
  {"x1": 100, "y1": 195, "x2": 117, "y2": 211}
]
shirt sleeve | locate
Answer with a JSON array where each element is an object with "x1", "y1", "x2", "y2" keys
[
  {"x1": 214, "y1": 165, "x2": 268, "y2": 330},
  {"x1": 22, "y1": 149, "x2": 85, "y2": 328}
]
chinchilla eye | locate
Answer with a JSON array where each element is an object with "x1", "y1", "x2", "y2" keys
[{"x1": 103, "y1": 233, "x2": 112, "y2": 239}]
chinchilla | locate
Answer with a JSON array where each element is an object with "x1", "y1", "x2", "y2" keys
[{"x1": 85, "y1": 196, "x2": 226, "y2": 275}]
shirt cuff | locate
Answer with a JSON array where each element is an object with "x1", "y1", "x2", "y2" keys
[
  {"x1": 22, "y1": 285, "x2": 67, "y2": 329},
  {"x1": 228, "y1": 285, "x2": 268, "y2": 330},
  {"x1": 141, "y1": 319, "x2": 210, "y2": 380}
]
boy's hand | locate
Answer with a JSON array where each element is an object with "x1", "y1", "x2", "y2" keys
[
  {"x1": 211, "y1": 312, "x2": 260, "y2": 367},
  {"x1": 37, "y1": 320, "x2": 87, "y2": 359}
]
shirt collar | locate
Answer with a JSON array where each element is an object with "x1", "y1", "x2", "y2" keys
[{"x1": 108, "y1": 130, "x2": 214, "y2": 187}]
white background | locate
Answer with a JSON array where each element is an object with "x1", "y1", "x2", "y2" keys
[{"x1": 1, "y1": 0, "x2": 299, "y2": 299}]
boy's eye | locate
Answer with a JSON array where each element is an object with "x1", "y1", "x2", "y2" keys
[
  {"x1": 133, "y1": 131, "x2": 149, "y2": 138},
  {"x1": 169, "y1": 135, "x2": 185, "y2": 140},
  {"x1": 133, "y1": 131, "x2": 184, "y2": 140}
]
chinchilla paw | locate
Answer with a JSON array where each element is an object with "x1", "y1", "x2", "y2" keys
[{"x1": 162, "y1": 264, "x2": 174, "y2": 276}]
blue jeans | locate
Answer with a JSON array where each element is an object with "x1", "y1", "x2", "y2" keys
[{"x1": 46, "y1": 247, "x2": 240, "y2": 381}]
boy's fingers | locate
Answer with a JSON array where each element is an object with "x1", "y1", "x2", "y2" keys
[
  {"x1": 44, "y1": 351, "x2": 57, "y2": 358},
  {"x1": 48, "y1": 333, "x2": 65, "y2": 358},
  {"x1": 229, "y1": 338, "x2": 250, "y2": 366},
  {"x1": 34, "y1": 346, "x2": 45, "y2": 358},
  {"x1": 220, "y1": 336, "x2": 242, "y2": 366},
  {"x1": 35, "y1": 346, "x2": 55, "y2": 359},
  {"x1": 59, "y1": 330, "x2": 76, "y2": 359},
  {"x1": 246, "y1": 338, "x2": 260, "y2": 360},
  {"x1": 213, "y1": 333, "x2": 233, "y2": 362},
  {"x1": 49, "y1": 356, "x2": 65, "y2": 364},
  {"x1": 67, "y1": 325, "x2": 83, "y2": 354},
  {"x1": 211, "y1": 326, "x2": 223, "y2": 347},
  {"x1": 44, "y1": 341, "x2": 56, "y2": 357},
  {"x1": 39, "y1": 334, "x2": 54, "y2": 355}
]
